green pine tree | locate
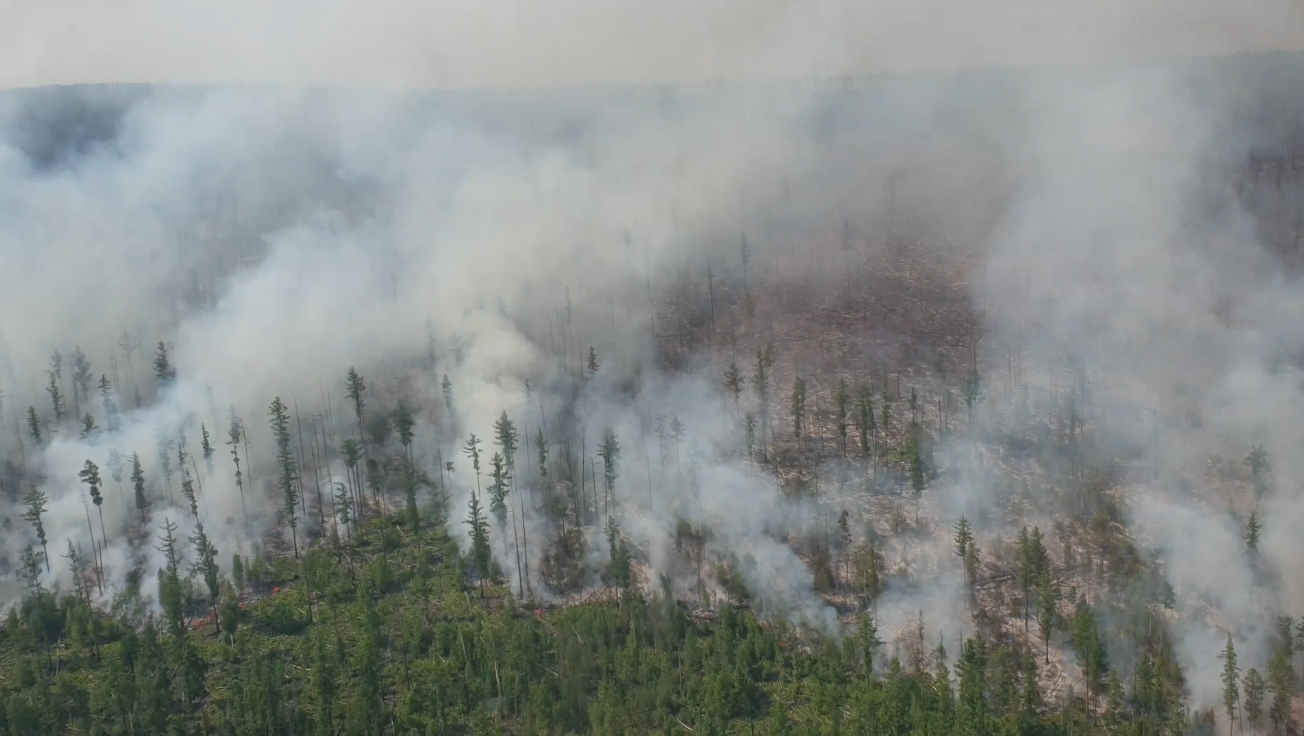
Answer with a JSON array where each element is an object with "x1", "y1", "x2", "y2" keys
[
  {"x1": 1037, "y1": 573, "x2": 1059, "y2": 663},
  {"x1": 1244, "y1": 667, "x2": 1265, "y2": 734},
  {"x1": 22, "y1": 485, "x2": 50, "y2": 573},
  {"x1": 26, "y1": 405, "x2": 42, "y2": 446},
  {"x1": 79, "y1": 460, "x2": 107, "y2": 553},
  {"x1": 790, "y1": 375, "x2": 807, "y2": 439},
  {"x1": 1222, "y1": 634, "x2": 1239, "y2": 736},
  {"x1": 99, "y1": 375, "x2": 120, "y2": 433},
  {"x1": 269, "y1": 397, "x2": 300, "y2": 557},
  {"x1": 465, "y1": 490, "x2": 492, "y2": 596},
  {"x1": 1246, "y1": 513, "x2": 1262, "y2": 556},
  {"x1": 47, "y1": 370, "x2": 65, "y2": 425},
  {"x1": 130, "y1": 451, "x2": 149, "y2": 521},
  {"x1": 200, "y1": 423, "x2": 214, "y2": 471},
  {"x1": 188, "y1": 522, "x2": 221, "y2": 632}
]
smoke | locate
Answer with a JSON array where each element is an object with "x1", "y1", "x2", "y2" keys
[
  {"x1": 2, "y1": 0, "x2": 1304, "y2": 713},
  {"x1": 975, "y1": 54, "x2": 1304, "y2": 705},
  {"x1": 0, "y1": 82, "x2": 866, "y2": 631},
  {"x1": 4, "y1": 0, "x2": 1302, "y2": 87}
]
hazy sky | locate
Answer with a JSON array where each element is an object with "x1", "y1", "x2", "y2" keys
[{"x1": 5, "y1": 0, "x2": 1304, "y2": 89}]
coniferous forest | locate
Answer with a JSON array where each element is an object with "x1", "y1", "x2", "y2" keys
[{"x1": 2, "y1": 45, "x2": 1304, "y2": 736}]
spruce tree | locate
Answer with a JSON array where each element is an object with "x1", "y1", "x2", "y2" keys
[
  {"x1": 227, "y1": 407, "x2": 248, "y2": 526},
  {"x1": 345, "y1": 367, "x2": 367, "y2": 435},
  {"x1": 465, "y1": 490, "x2": 492, "y2": 596},
  {"x1": 46, "y1": 370, "x2": 65, "y2": 425},
  {"x1": 200, "y1": 424, "x2": 214, "y2": 471},
  {"x1": 180, "y1": 463, "x2": 199, "y2": 520},
  {"x1": 953, "y1": 516, "x2": 973, "y2": 586},
  {"x1": 345, "y1": 368, "x2": 368, "y2": 513},
  {"x1": 1222, "y1": 634, "x2": 1239, "y2": 736},
  {"x1": 156, "y1": 519, "x2": 185, "y2": 638},
  {"x1": 1244, "y1": 668, "x2": 1264, "y2": 734},
  {"x1": 1037, "y1": 573, "x2": 1058, "y2": 663},
  {"x1": 80, "y1": 413, "x2": 97, "y2": 441},
  {"x1": 587, "y1": 346, "x2": 600, "y2": 376},
  {"x1": 396, "y1": 403, "x2": 416, "y2": 470},
  {"x1": 269, "y1": 397, "x2": 300, "y2": 557},
  {"x1": 853, "y1": 541, "x2": 882, "y2": 607},
  {"x1": 48, "y1": 350, "x2": 65, "y2": 422},
  {"x1": 1029, "y1": 527, "x2": 1049, "y2": 583},
  {"x1": 1070, "y1": 602, "x2": 1108, "y2": 692},
  {"x1": 855, "y1": 612, "x2": 883, "y2": 674},
  {"x1": 493, "y1": 412, "x2": 520, "y2": 472},
  {"x1": 232, "y1": 553, "x2": 245, "y2": 592},
  {"x1": 63, "y1": 540, "x2": 88, "y2": 605},
  {"x1": 334, "y1": 482, "x2": 353, "y2": 546},
  {"x1": 605, "y1": 517, "x2": 631, "y2": 588},
  {"x1": 71, "y1": 346, "x2": 92, "y2": 418},
  {"x1": 153, "y1": 341, "x2": 176, "y2": 388},
  {"x1": 396, "y1": 403, "x2": 418, "y2": 531},
  {"x1": 311, "y1": 634, "x2": 339, "y2": 735},
  {"x1": 487, "y1": 452, "x2": 511, "y2": 556},
  {"x1": 956, "y1": 637, "x2": 990, "y2": 736},
  {"x1": 22, "y1": 485, "x2": 50, "y2": 573},
  {"x1": 130, "y1": 451, "x2": 149, "y2": 521},
  {"x1": 1019, "y1": 648, "x2": 1043, "y2": 731},
  {"x1": 1267, "y1": 646, "x2": 1291, "y2": 735},
  {"x1": 188, "y1": 522, "x2": 221, "y2": 633},
  {"x1": 341, "y1": 437, "x2": 362, "y2": 520},
  {"x1": 463, "y1": 433, "x2": 482, "y2": 495},
  {"x1": 26, "y1": 406, "x2": 41, "y2": 446},
  {"x1": 353, "y1": 594, "x2": 386, "y2": 732},
  {"x1": 441, "y1": 374, "x2": 455, "y2": 419},
  {"x1": 79, "y1": 460, "x2": 107, "y2": 551},
  {"x1": 49, "y1": 347, "x2": 64, "y2": 382},
  {"x1": 1245, "y1": 513, "x2": 1261, "y2": 556},
  {"x1": 99, "y1": 375, "x2": 120, "y2": 433},
  {"x1": 597, "y1": 427, "x2": 620, "y2": 514},
  {"x1": 18, "y1": 546, "x2": 43, "y2": 590},
  {"x1": 493, "y1": 411, "x2": 525, "y2": 592},
  {"x1": 534, "y1": 428, "x2": 549, "y2": 485}
]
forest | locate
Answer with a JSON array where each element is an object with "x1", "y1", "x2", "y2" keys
[{"x1": 1, "y1": 45, "x2": 1304, "y2": 736}]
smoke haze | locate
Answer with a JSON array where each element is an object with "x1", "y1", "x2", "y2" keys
[
  {"x1": 2, "y1": 0, "x2": 1304, "y2": 717},
  {"x1": 4, "y1": 0, "x2": 1304, "y2": 88}
]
